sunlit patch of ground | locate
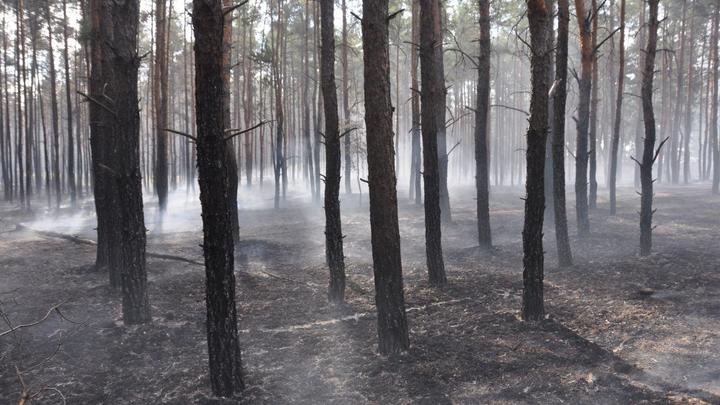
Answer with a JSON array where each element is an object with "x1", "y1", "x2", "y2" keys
[{"x1": 1, "y1": 182, "x2": 719, "y2": 403}]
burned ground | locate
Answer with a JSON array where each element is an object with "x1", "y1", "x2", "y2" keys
[{"x1": 1, "y1": 184, "x2": 719, "y2": 404}]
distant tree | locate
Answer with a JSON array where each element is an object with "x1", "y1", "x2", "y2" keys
[
  {"x1": 62, "y1": 0, "x2": 76, "y2": 207},
  {"x1": 361, "y1": 0, "x2": 410, "y2": 354},
  {"x1": 638, "y1": 0, "x2": 662, "y2": 257},
  {"x1": 154, "y1": 0, "x2": 169, "y2": 214},
  {"x1": 712, "y1": 0, "x2": 720, "y2": 194},
  {"x1": 43, "y1": 2, "x2": 62, "y2": 211},
  {"x1": 573, "y1": 0, "x2": 592, "y2": 236},
  {"x1": 475, "y1": 0, "x2": 492, "y2": 249},
  {"x1": 522, "y1": 0, "x2": 551, "y2": 321},
  {"x1": 192, "y1": 0, "x2": 244, "y2": 396},
  {"x1": 420, "y1": 0, "x2": 447, "y2": 286},
  {"x1": 608, "y1": 0, "x2": 626, "y2": 215},
  {"x1": 552, "y1": 0, "x2": 573, "y2": 267},
  {"x1": 320, "y1": 0, "x2": 346, "y2": 303},
  {"x1": 409, "y1": 0, "x2": 422, "y2": 205}
]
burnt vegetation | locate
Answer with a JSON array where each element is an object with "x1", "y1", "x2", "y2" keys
[{"x1": 2, "y1": 0, "x2": 720, "y2": 403}]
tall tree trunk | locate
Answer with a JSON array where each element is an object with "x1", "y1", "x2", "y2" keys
[
  {"x1": 523, "y1": 0, "x2": 551, "y2": 321},
  {"x1": 639, "y1": 0, "x2": 660, "y2": 256},
  {"x1": 712, "y1": 0, "x2": 720, "y2": 194},
  {"x1": 609, "y1": 0, "x2": 625, "y2": 215},
  {"x1": 154, "y1": 0, "x2": 169, "y2": 213},
  {"x1": 588, "y1": 0, "x2": 599, "y2": 209},
  {"x1": 222, "y1": 0, "x2": 239, "y2": 242},
  {"x1": 62, "y1": 0, "x2": 76, "y2": 206},
  {"x1": 683, "y1": 10, "x2": 696, "y2": 184},
  {"x1": 670, "y1": 0, "x2": 688, "y2": 185},
  {"x1": 244, "y1": 14, "x2": 254, "y2": 188},
  {"x1": 342, "y1": 0, "x2": 352, "y2": 195},
  {"x1": 475, "y1": 0, "x2": 492, "y2": 249},
  {"x1": 45, "y1": 3, "x2": 62, "y2": 210},
  {"x1": 320, "y1": 0, "x2": 346, "y2": 303},
  {"x1": 110, "y1": 0, "x2": 151, "y2": 325},
  {"x1": 361, "y1": 0, "x2": 410, "y2": 354},
  {"x1": 552, "y1": 0, "x2": 573, "y2": 267},
  {"x1": 420, "y1": 0, "x2": 447, "y2": 286},
  {"x1": 410, "y1": 0, "x2": 422, "y2": 205},
  {"x1": 272, "y1": 0, "x2": 285, "y2": 209},
  {"x1": 573, "y1": 0, "x2": 592, "y2": 236},
  {"x1": 192, "y1": 0, "x2": 244, "y2": 396}
]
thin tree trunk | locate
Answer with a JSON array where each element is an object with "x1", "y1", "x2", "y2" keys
[
  {"x1": 410, "y1": 0, "x2": 422, "y2": 205},
  {"x1": 712, "y1": 0, "x2": 720, "y2": 194},
  {"x1": 588, "y1": 0, "x2": 599, "y2": 209},
  {"x1": 552, "y1": 0, "x2": 573, "y2": 267},
  {"x1": 475, "y1": 0, "x2": 492, "y2": 249},
  {"x1": 573, "y1": 0, "x2": 592, "y2": 236},
  {"x1": 609, "y1": 0, "x2": 625, "y2": 215},
  {"x1": 342, "y1": 0, "x2": 352, "y2": 195},
  {"x1": 154, "y1": 0, "x2": 169, "y2": 213},
  {"x1": 62, "y1": 0, "x2": 76, "y2": 206},
  {"x1": 320, "y1": 0, "x2": 346, "y2": 303},
  {"x1": 639, "y1": 0, "x2": 660, "y2": 256}
]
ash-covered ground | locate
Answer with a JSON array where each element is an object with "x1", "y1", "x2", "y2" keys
[{"x1": 1, "y1": 184, "x2": 720, "y2": 404}]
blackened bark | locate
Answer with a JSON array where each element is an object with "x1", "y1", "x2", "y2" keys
[
  {"x1": 320, "y1": 0, "x2": 346, "y2": 303},
  {"x1": 420, "y1": 0, "x2": 447, "y2": 286},
  {"x1": 712, "y1": 1, "x2": 720, "y2": 194},
  {"x1": 410, "y1": 0, "x2": 422, "y2": 205},
  {"x1": 44, "y1": 3, "x2": 62, "y2": 210},
  {"x1": 639, "y1": 0, "x2": 660, "y2": 257},
  {"x1": 588, "y1": 0, "x2": 599, "y2": 209},
  {"x1": 154, "y1": 0, "x2": 169, "y2": 213},
  {"x1": 609, "y1": 0, "x2": 625, "y2": 215},
  {"x1": 110, "y1": 0, "x2": 151, "y2": 324},
  {"x1": 573, "y1": 0, "x2": 591, "y2": 236},
  {"x1": 361, "y1": 0, "x2": 410, "y2": 354},
  {"x1": 222, "y1": 0, "x2": 239, "y2": 242},
  {"x1": 475, "y1": 0, "x2": 492, "y2": 249},
  {"x1": 552, "y1": 0, "x2": 573, "y2": 267},
  {"x1": 342, "y1": 0, "x2": 352, "y2": 195},
  {"x1": 192, "y1": 0, "x2": 244, "y2": 396},
  {"x1": 522, "y1": 0, "x2": 551, "y2": 321},
  {"x1": 89, "y1": 0, "x2": 122, "y2": 288},
  {"x1": 62, "y1": 0, "x2": 76, "y2": 206}
]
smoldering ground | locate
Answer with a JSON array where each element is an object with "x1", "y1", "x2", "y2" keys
[{"x1": 2, "y1": 183, "x2": 720, "y2": 404}]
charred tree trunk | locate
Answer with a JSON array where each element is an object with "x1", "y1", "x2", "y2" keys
[
  {"x1": 522, "y1": 0, "x2": 551, "y2": 321},
  {"x1": 361, "y1": 0, "x2": 410, "y2": 354},
  {"x1": 44, "y1": 3, "x2": 62, "y2": 210},
  {"x1": 89, "y1": 0, "x2": 122, "y2": 287},
  {"x1": 712, "y1": 1, "x2": 720, "y2": 194},
  {"x1": 573, "y1": 0, "x2": 592, "y2": 236},
  {"x1": 191, "y1": 0, "x2": 244, "y2": 396},
  {"x1": 639, "y1": 0, "x2": 660, "y2": 257},
  {"x1": 154, "y1": 0, "x2": 169, "y2": 213},
  {"x1": 474, "y1": 0, "x2": 492, "y2": 249},
  {"x1": 609, "y1": 0, "x2": 625, "y2": 215},
  {"x1": 410, "y1": 0, "x2": 422, "y2": 205},
  {"x1": 588, "y1": 0, "x2": 599, "y2": 209},
  {"x1": 420, "y1": 0, "x2": 447, "y2": 286},
  {"x1": 342, "y1": 0, "x2": 352, "y2": 195},
  {"x1": 320, "y1": 0, "x2": 346, "y2": 303},
  {"x1": 222, "y1": 0, "x2": 239, "y2": 242},
  {"x1": 552, "y1": 0, "x2": 573, "y2": 267},
  {"x1": 62, "y1": 0, "x2": 76, "y2": 206},
  {"x1": 110, "y1": 0, "x2": 151, "y2": 325}
]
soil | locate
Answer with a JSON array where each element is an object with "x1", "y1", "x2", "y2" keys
[{"x1": 1, "y1": 183, "x2": 719, "y2": 404}]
